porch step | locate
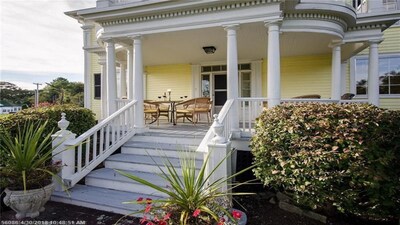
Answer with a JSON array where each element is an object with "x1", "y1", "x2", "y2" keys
[
  {"x1": 85, "y1": 168, "x2": 170, "y2": 197},
  {"x1": 129, "y1": 134, "x2": 203, "y2": 145},
  {"x1": 51, "y1": 126, "x2": 208, "y2": 216},
  {"x1": 105, "y1": 154, "x2": 202, "y2": 174},
  {"x1": 51, "y1": 184, "x2": 161, "y2": 215},
  {"x1": 121, "y1": 141, "x2": 203, "y2": 159}
]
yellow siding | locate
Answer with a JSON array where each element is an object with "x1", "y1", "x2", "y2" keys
[
  {"x1": 380, "y1": 98, "x2": 400, "y2": 110},
  {"x1": 359, "y1": 26, "x2": 400, "y2": 55},
  {"x1": 90, "y1": 53, "x2": 102, "y2": 120},
  {"x1": 262, "y1": 54, "x2": 332, "y2": 98},
  {"x1": 145, "y1": 64, "x2": 192, "y2": 101}
]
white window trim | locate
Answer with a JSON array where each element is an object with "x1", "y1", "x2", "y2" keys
[{"x1": 350, "y1": 53, "x2": 400, "y2": 98}]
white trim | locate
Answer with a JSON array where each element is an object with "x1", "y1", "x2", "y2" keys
[
  {"x1": 351, "y1": 52, "x2": 400, "y2": 97},
  {"x1": 191, "y1": 64, "x2": 201, "y2": 98},
  {"x1": 251, "y1": 60, "x2": 262, "y2": 97}
]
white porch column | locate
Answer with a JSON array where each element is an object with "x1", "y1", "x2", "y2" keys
[
  {"x1": 331, "y1": 43, "x2": 342, "y2": 100},
  {"x1": 105, "y1": 39, "x2": 117, "y2": 116},
  {"x1": 224, "y1": 24, "x2": 240, "y2": 138},
  {"x1": 341, "y1": 61, "x2": 348, "y2": 95},
  {"x1": 368, "y1": 40, "x2": 380, "y2": 106},
  {"x1": 131, "y1": 35, "x2": 145, "y2": 130},
  {"x1": 127, "y1": 48, "x2": 134, "y2": 100},
  {"x1": 266, "y1": 21, "x2": 281, "y2": 108},
  {"x1": 120, "y1": 62, "x2": 127, "y2": 98},
  {"x1": 82, "y1": 24, "x2": 94, "y2": 109}
]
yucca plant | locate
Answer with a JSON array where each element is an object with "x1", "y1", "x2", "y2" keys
[
  {"x1": 0, "y1": 120, "x2": 61, "y2": 191},
  {"x1": 117, "y1": 149, "x2": 254, "y2": 225}
]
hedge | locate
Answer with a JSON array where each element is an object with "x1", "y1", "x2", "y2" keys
[
  {"x1": 0, "y1": 104, "x2": 96, "y2": 139},
  {"x1": 250, "y1": 103, "x2": 400, "y2": 220}
]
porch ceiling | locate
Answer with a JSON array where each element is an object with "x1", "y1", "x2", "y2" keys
[{"x1": 115, "y1": 22, "x2": 337, "y2": 66}]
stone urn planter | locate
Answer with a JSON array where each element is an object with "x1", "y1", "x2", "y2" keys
[{"x1": 4, "y1": 183, "x2": 55, "y2": 219}]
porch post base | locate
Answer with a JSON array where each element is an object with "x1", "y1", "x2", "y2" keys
[
  {"x1": 230, "y1": 129, "x2": 241, "y2": 139},
  {"x1": 134, "y1": 126, "x2": 149, "y2": 134}
]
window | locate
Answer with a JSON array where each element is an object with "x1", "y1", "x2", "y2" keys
[
  {"x1": 94, "y1": 73, "x2": 101, "y2": 99},
  {"x1": 355, "y1": 55, "x2": 400, "y2": 95}
]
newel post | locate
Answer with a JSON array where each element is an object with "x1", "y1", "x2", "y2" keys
[
  {"x1": 52, "y1": 113, "x2": 76, "y2": 191},
  {"x1": 207, "y1": 114, "x2": 232, "y2": 193}
]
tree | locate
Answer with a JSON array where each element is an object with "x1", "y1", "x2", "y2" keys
[
  {"x1": 0, "y1": 82, "x2": 35, "y2": 107},
  {"x1": 40, "y1": 77, "x2": 84, "y2": 107}
]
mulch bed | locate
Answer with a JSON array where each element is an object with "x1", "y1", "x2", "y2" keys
[{"x1": 1, "y1": 193, "x2": 398, "y2": 225}]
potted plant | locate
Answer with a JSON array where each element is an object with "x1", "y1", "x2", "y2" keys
[
  {"x1": 117, "y1": 150, "x2": 253, "y2": 225},
  {"x1": 0, "y1": 120, "x2": 61, "y2": 219}
]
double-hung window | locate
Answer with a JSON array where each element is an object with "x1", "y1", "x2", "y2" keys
[{"x1": 354, "y1": 55, "x2": 400, "y2": 95}]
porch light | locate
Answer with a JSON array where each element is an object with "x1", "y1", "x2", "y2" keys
[{"x1": 203, "y1": 46, "x2": 216, "y2": 54}]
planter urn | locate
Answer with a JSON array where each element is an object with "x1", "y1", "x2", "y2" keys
[{"x1": 4, "y1": 183, "x2": 55, "y2": 219}]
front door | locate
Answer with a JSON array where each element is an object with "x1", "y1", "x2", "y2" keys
[{"x1": 213, "y1": 74, "x2": 227, "y2": 114}]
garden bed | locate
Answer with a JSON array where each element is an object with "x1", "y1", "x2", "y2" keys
[{"x1": 1, "y1": 193, "x2": 397, "y2": 225}]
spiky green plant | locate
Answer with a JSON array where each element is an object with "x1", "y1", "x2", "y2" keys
[
  {"x1": 0, "y1": 120, "x2": 61, "y2": 191},
  {"x1": 117, "y1": 149, "x2": 255, "y2": 225}
]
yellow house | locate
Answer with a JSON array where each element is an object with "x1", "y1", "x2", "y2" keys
[{"x1": 50, "y1": 0, "x2": 400, "y2": 215}]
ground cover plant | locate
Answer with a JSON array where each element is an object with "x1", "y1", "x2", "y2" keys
[{"x1": 251, "y1": 103, "x2": 400, "y2": 220}]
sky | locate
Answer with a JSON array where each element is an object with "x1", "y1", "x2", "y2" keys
[{"x1": 0, "y1": 0, "x2": 97, "y2": 90}]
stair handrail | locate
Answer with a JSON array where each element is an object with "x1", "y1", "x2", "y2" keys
[
  {"x1": 196, "y1": 99, "x2": 234, "y2": 153},
  {"x1": 56, "y1": 100, "x2": 138, "y2": 188}
]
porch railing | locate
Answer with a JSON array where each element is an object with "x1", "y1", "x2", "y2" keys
[
  {"x1": 116, "y1": 98, "x2": 132, "y2": 110},
  {"x1": 58, "y1": 100, "x2": 137, "y2": 188},
  {"x1": 197, "y1": 99, "x2": 234, "y2": 153},
  {"x1": 238, "y1": 98, "x2": 369, "y2": 136}
]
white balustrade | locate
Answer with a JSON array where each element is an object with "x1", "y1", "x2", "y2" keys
[
  {"x1": 116, "y1": 99, "x2": 131, "y2": 110},
  {"x1": 53, "y1": 100, "x2": 137, "y2": 188}
]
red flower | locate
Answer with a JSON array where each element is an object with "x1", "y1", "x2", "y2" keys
[
  {"x1": 158, "y1": 221, "x2": 167, "y2": 225},
  {"x1": 192, "y1": 209, "x2": 201, "y2": 217},
  {"x1": 145, "y1": 204, "x2": 152, "y2": 213},
  {"x1": 137, "y1": 197, "x2": 144, "y2": 203},
  {"x1": 146, "y1": 198, "x2": 152, "y2": 204},
  {"x1": 140, "y1": 215, "x2": 148, "y2": 224},
  {"x1": 232, "y1": 210, "x2": 242, "y2": 220},
  {"x1": 163, "y1": 212, "x2": 171, "y2": 220},
  {"x1": 146, "y1": 222, "x2": 154, "y2": 225},
  {"x1": 217, "y1": 217, "x2": 226, "y2": 225}
]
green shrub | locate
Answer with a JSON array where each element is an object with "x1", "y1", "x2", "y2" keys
[
  {"x1": 251, "y1": 103, "x2": 400, "y2": 220},
  {"x1": 0, "y1": 104, "x2": 96, "y2": 138}
]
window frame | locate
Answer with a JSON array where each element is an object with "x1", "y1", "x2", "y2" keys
[
  {"x1": 351, "y1": 53, "x2": 400, "y2": 98},
  {"x1": 94, "y1": 73, "x2": 101, "y2": 99}
]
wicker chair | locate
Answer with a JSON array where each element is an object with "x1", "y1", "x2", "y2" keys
[
  {"x1": 175, "y1": 97, "x2": 212, "y2": 124},
  {"x1": 144, "y1": 101, "x2": 160, "y2": 125}
]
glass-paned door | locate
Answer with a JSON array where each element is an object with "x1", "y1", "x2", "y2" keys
[{"x1": 213, "y1": 74, "x2": 227, "y2": 113}]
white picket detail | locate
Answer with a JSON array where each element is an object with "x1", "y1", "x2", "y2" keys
[{"x1": 62, "y1": 100, "x2": 137, "y2": 188}]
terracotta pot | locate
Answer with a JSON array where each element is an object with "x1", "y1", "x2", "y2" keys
[{"x1": 4, "y1": 183, "x2": 55, "y2": 219}]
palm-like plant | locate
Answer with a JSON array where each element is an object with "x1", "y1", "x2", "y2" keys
[
  {"x1": 118, "y1": 150, "x2": 254, "y2": 225},
  {"x1": 0, "y1": 120, "x2": 60, "y2": 191}
]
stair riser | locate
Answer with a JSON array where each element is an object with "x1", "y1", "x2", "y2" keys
[
  {"x1": 51, "y1": 195, "x2": 138, "y2": 216},
  {"x1": 85, "y1": 178, "x2": 168, "y2": 198},
  {"x1": 130, "y1": 136, "x2": 202, "y2": 145},
  {"x1": 121, "y1": 147, "x2": 204, "y2": 160},
  {"x1": 105, "y1": 161, "x2": 200, "y2": 175}
]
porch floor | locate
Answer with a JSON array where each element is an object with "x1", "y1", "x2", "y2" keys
[{"x1": 146, "y1": 119, "x2": 210, "y2": 139}]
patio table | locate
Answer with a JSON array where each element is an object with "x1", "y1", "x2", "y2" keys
[{"x1": 153, "y1": 100, "x2": 182, "y2": 125}]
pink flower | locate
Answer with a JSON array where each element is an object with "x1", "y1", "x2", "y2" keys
[
  {"x1": 158, "y1": 221, "x2": 167, "y2": 225},
  {"x1": 217, "y1": 217, "x2": 226, "y2": 225},
  {"x1": 163, "y1": 212, "x2": 171, "y2": 220},
  {"x1": 140, "y1": 215, "x2": 148, "y2": 224},
  {"x1": 232, "y1": 210, "x2": 242, "y2": 220},
  {"x1": 192, "y1": 209, "x2": 201, "y2": 217},
  {"x1": 137, "y1": 197, "x2": 144, "y2": 203},
  {"x1": 145, "y1": 204, "x2": 152, "y2": 213},
  {"x1": 146, "y1": 198, "x2": 152, "y2": 204}
]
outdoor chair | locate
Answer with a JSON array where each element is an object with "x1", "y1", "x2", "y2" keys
[
  {"x1": 158, "y1": 103, "x2": 170, "y2": 122},
  {"x1": 175, "y1": 97, "x2": 212, "y2": 124},
  {"x1": 292, "y1": 94, "x2": 321, "y2": 99},
  {"x1": 341, "y1": 93, "x2": 355, "y2": 100},
  {"x1": 144, "y1": 101, "x2": 160, "y2": 125}
]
